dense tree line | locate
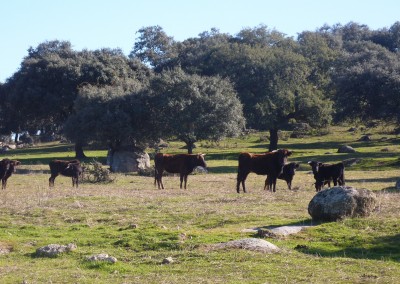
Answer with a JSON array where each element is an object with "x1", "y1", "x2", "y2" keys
[{"x1": 0, "y1": 22, "x2": 399, "y2": 156}]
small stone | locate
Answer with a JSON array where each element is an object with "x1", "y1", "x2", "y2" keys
[
  {"x1": 86, "y1": 253, "x2": 117, "y2": 264},
  {"x1": 162, "y1": 257, "x2": 174, "y2": 264}
]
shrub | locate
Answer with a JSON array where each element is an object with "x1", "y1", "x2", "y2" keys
[{"x1": 82, "y1": 159, "x2": 115, "y2": 183}]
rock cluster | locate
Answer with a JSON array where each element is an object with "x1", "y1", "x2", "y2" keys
[
  {"x1": 86, "y1": 253, "x2": 117, "y2": 264},
  {"x1": 36, "y1": 243, "x2": 77, "y2": 257}
]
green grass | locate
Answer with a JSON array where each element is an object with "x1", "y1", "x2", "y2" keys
[{"x1": 0, "y1": 125, "x2": 399, "y2": 283}]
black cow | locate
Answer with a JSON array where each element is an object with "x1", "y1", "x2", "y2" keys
[
  {"x1": 0, "y1": 159, "x2": 21, "y2": 189},
  {"x1": 265, "y1": 162, "x2": 299, "y2": 191},
  {"x1": 236, "y1": 149, "x2": 292, "y2": 193},
  {"x1": 154, "y1": 153, "x2": 207, "y2": 189},
  {"x1": 49, "y1": 159, "x2": 82, "y2": 187},
  {"x1": 308, "y1": 161, "x2": 345, "y2": 192}
]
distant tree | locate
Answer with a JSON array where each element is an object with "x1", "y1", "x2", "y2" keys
[
  {"x1": 129, "y1": 25, "x2": 177, "y2": 71},
  {"x1": 63, "y1": 80, "x2": 153, "y2": 153},
  {"x1": 2, "y1": 41, "x2": 80, "y2": 137},
  {"x1": 297, "y1": 29, "x2": 342, "y2": 93},
  {"x1": 147, "y1": 68, "x2": 245, "y2": 153},
  {"x1": 160, "y1": 25, "x2": 334, "y2": 150},
  {"x1": 333, "y1": 40, "x2": 400, "y2": 123},
  {"x1": 2, "y1": 41, "x2": 151, "y2": 157}
]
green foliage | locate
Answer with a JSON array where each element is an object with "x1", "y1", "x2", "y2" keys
[
  {"x1": 147, "y1": 68, "x2": 245, "y2": 152},
  {"x1": 82, "y1": 159, "x2": 114, "y2": 183}
]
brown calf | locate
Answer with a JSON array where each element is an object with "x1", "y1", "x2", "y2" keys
[
  {"x1": 265, "y1": 162, "x2": 299, "y2": 191},
  {"x1": 236, "y1": 149, "x2": 292, "y2": 193},
  {"x1": 49, "y1": 159, "x2": 82, "y2": 187},
  {"x1": 0, "y1": 159, "x2": 21, "y2": 189},
  {"x1": 154, "y1": 153, "x2": 207, "y2": 189}
]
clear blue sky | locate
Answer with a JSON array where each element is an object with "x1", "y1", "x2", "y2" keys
[{"x1": 1, "y1": 0, "x2": 399, "y2": 83}]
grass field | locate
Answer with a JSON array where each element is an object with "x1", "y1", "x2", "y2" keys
[{"x1": 0, "y1": 125, "x2": 399, "y2": 283}]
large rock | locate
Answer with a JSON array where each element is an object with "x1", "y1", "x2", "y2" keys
[
  {"x1": 214, "y1": 238, "x2": 280, "y2": 253},
  {"x1": 308, "y1": 186, "x2": 377, "y2": 222},
  {"x1": 36, "y1": 243, "x2": 77, "y2": 257},
  {"x1": 107, "y1": 150, "x2": 150, "y2": 173},
  {"x1": 338, "y1": 145, "x2": 356, "y2": 153}
]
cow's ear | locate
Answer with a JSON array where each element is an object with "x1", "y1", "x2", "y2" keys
[
  {"x1": 295, "y1": 163, "x2": 300, "y2": 168},
  {"x1": 200, "y1": 154, "x2": 206, "y2": 157},
  {"x1": 307, "y1": 161, "x2": 312, "y2": 165},
  {"x1": 287, "y1": 150, "x2": 292, "y2": 156}
]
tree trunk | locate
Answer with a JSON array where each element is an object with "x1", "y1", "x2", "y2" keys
[
  {"x1": 268, "y1": 128, "x2": 279, "y2": 152},
  {"x1": 75, "y1": 142, "x2": 87, "y2": 159},
  {"x1": 186, "y1": 141, "x2": 194, "y2": 154}
]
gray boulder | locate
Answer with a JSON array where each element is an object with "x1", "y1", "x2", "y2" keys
[
  {"x1": 214, "y1": 238, "x2": 280, "y2": 253},
  {"x1": 86, "y1": 253, "x2": 117, "y2": 263},
  {"x1": 308, "y1": 186, "x2": 377, "y2": 222},
  {"x1": 338, "y1": 145, "x2": 356, "y2": 153},
  {"x1": 36, "y1": 243, "x2": 77, "y2": 257},
  {"x1": 107, "y1": 150, "x2": 150, "y2": 173}
]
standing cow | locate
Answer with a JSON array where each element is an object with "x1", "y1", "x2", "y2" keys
[
  {"x1": 0, "y1": 158, "x2": 21, "y2": 189},
  {"x1": 154, "y1": 153, "x2": 207, "y2": 189},
  {"x1": 49, "y1": 159, "x2": 83, "y2": 187},
  {"x1": 265, "y1": 162, "x2": 299, "y2": 191},
  {"x1": 236, "y1": 149, "x2": 292, "y2": 193},
  {"x1": 308, "y1": 161, "x2": 345, "y2": 191}
]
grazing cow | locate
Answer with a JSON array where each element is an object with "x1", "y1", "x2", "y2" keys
[
  {"x1": 0, "y1": 159, "x2": 21, "y2": 189},
  {"x1": 265, "y1": 162, "x2": 299, "y2": 191},
  {"x1": 49, "y1": 159, "x2": 82, "y2": 187},
  {"x1": 308, "y1": 161, "x2": 345, "y2": 192},
  {"x1": 236, "y1": 149, "x2": 292, "y2": 193},
  {"x1": 154, "y1": 153, "x2": 207, "y2": 189}
]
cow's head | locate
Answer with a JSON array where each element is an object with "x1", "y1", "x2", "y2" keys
[
  {"x1": 308, "y1": 161, "x2": 322, "y2": 174},
  {"x1": 10, "y1": 160, "x2": 21, "y2": 172},
  {"x1": 285, "y1": 162, "x2": 299, "y2": 176},
  {"x1": 196, "y1": 154, "x2": 207, "y2": 170},
  {"x1": 273, "y1": 149, "x2": 292, "y2": 174}
]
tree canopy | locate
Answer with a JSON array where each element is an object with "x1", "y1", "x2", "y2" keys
[
  {"x1": 1, "y1": 21, "x2": 399, "y2": 153},
  {"x1": 145, "y1": 68, "x2": 245, "y2": 153}
]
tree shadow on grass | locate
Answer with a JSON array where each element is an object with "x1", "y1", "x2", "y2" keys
[
  {"x1": 295, "y1": 233, "x2": 400, "y2": 262},
  {"x1": 208, "y1": 166, "x2": 237, "y2": 174},
  {"x1": 347, "y1": 177, "x2": 399, "y2": 183}
]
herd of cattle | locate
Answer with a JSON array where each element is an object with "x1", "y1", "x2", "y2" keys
[{"x1": 0, "y1": 149, "x2": 345, "y2": 192}]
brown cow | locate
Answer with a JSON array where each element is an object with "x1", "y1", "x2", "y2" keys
[
  {"x1": 236, "y1": 149, "x2": 292, "y2": 193},
  {"x1": 154, "y1": 153, "x2": 207, "y2": 189},
  {"x1": 0, "y1": 158, "x2": 21, "y2": 189},
  {"x1": 49, "y1": 159, "x2": 81, "y2": 187},
  {"x1": 265, "y1": 162, "x2": 299, "y2": 191}
]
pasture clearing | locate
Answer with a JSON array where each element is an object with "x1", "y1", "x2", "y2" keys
[{"x1": 0, "y1": 125, "x2": 399, "y2": 283}]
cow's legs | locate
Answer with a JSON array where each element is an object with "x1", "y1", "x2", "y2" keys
[
  {"x1": 155, "y1": 170, "x2": 164, "y2": 189},
  {"x1": 287, "y1": 180, "x2": 292, "y2": 190},
  {"x1": 180, "y1": 174, "x2": 184, "y2": 189},
  {"x1": 183, "y1": 175, "x2": 188, "y2": 189},
  {"x1": 269, "y1": 177, "x2": 277, "y2": 192},
  {"x1": 49, "y1": 174, "x2": 58, "y2": 187},
  {"x1": 2, "y1": 179, "x2": 6, "y2": 190},
  {"x1": 72, "y1": 176, "x2": 79, "y2": 187},
  {"x1": 236, "y1": 172, "x2": 249, "y2": 193},
  {"x1": 264, "y1": 176, "x2": 270, "y2": 191}
]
